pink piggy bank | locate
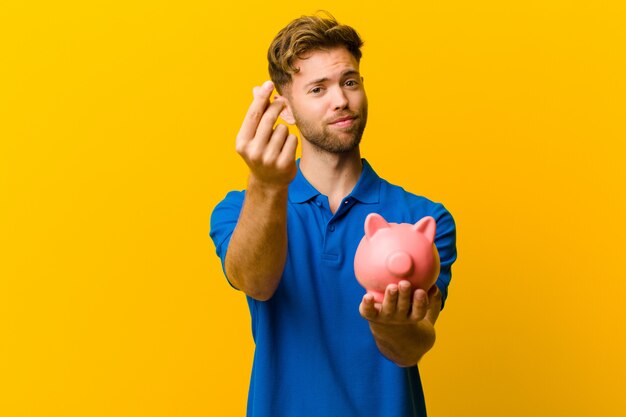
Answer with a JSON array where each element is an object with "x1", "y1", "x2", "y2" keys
[{"x1": 354, "y1": 213, "x2": 440, "y2": 303}]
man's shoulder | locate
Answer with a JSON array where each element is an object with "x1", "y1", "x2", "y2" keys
[
  {"x1": 210, "y1": 190, "x2": 247, "y2": 227},
  {"x1": 378, "y1": 176, "x2": 447, "y2": 214},
  {"x1": 213, "y1": 189, "x2": 246, "y2": 209}
]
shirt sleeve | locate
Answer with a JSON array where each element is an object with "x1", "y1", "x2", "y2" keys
[
  {"x1": 431, "y1": 203, "x2": 457, "y2": 310},
  {"x1": 209, "y1": 190, "x2": 246, "y2": 286}
]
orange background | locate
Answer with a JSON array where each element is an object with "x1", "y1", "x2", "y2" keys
[{"x1": 2, "y1": 1, "x2": 625, "y2": 416}]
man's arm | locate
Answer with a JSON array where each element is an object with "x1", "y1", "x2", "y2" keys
[
  {"x1": 359, "y1": 281, "x2": 442, "y2": 367},
  {"x1": 225, "y1": 81, "x2": 298, "y2": 301}
]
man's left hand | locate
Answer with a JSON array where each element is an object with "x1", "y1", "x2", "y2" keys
[
  {"x1": 359, "y1": 280, "x2": 439, "y2": 325},
  {"x1": 358, "y1": 281, "x2": 441, "y2": 366}
]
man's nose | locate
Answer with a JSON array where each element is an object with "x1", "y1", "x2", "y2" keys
[{"x1": 331, "y1": 86, "x2": 349, "y2": 110}]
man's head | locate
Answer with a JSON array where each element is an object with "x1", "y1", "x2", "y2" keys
[
  {"x1": 268, "y1": 13, "x2": 364, "y2": 95},
  {"x1": 268, "y1": 13, "x2": 368, "y2": 154}
]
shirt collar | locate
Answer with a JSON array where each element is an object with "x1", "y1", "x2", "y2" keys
[
  {"x1": 288, "y1": 158, "x2": 381, "y2": 204},
  {"x1": 349, "y1": 159, "x2": 381, "y2": 204}
]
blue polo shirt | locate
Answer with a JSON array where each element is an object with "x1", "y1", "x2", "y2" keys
[{"x1": 210, "y1": 159, "x2": 457, "y2": 417}]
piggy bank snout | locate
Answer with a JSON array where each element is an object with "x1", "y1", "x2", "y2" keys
[{"x1": 386, "y1": 251, "x2": 413, "y2": 277}]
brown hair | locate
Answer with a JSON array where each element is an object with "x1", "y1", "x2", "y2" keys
[{"x1": 267, "y1": 12, "x2": 364, "y2": 94}]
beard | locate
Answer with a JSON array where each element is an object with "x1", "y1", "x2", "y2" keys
[{"x1": 293, "y1": 105, "x2": 368, "y2": 154}]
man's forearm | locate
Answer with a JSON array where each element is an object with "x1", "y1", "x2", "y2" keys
[
  {"x1": 225, "y1": 175, "x2": 289, "y2": 301},
  {"x1": 361, "y1": 285, "x2": 443, "y2": 367},
  {"x1": 369, "y1": 320, "x2": 436, "y2": 367}
]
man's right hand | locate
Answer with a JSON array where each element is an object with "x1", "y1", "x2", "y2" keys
[
  {"x1": 235, "y1": 80, "x2": 298, "y2": 187},
  {"x1": 225, "y1": 81, "x2": 296, "y2": 300}
]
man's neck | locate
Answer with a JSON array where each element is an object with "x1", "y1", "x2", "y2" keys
[{"x1": 300, "y1": 145, "x2": 363, "y2": 213}]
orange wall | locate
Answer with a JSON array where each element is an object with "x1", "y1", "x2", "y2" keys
[{"x1": 2, "y1": 1, "x2": 625, "y2": 416}]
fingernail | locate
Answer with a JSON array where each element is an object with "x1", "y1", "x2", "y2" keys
[
  {"x1": 415, "y1": 292, "x2": 427, "y2": 305},
  {"x1": 263, "y1": 80, "x2": 274, "y2": 91}
]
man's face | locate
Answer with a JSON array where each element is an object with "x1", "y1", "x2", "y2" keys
[{"x1": 284, "y1": 47, "x2": 368, "y2": 154}]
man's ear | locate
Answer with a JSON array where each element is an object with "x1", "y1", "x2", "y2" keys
[{"x1": 277, "y1": 97, "x2": 296, "y2": 125}]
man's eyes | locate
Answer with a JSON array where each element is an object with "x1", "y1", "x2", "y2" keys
[{"x1": 308, "y1": 80, "x2": 359, "y2": 94}]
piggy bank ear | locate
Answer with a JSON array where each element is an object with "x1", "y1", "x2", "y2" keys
[
  {"x1": 412, "y1": 216, "x2": 437, "y2": 244},
  {"x1": 364, "y1": 213, "x2": 390, "y2": 239}
]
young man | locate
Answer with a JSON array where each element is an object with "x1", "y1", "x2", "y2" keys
[{"x1": 210, "y1": 13, "x2": 457, "y2": 417}]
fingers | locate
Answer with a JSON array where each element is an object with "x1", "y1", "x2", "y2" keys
[
  {"x1": 262, "y1": 124, "x2": 289, "y2": 162},
  {"x1": 409, "y1": 289, "x2": 430, "y2": 322},
  {"x1": 424, "y1": 284, "x2": 442, "y2": 324},
  {"x1": 381, "y1": 284, "x2": 399, "y2": 317},
  {"x1": 427, "y1": 284, "x2": 440, "y2": 300},
  {"x1": 237, "y1": 81, "x2": 275, "y2": 144},
  {"x1": 264, "y1": 123, "x2": 298, "y2": 168},
  {"x1": 234, "y1": 82, "x2": 298, "y2": 186},
  {"x1": 359, "y1": 293, "x2": 380, "y2": 320},
  {"x1": 252, "y1": 98, "x2": 287, "y2": 148},
  {"x1": 380, "y1": 281, "x2": 414, "y2": 319},
  {"x1": 396, "y1": 281, "x2": 412, "y2": 316},
  {"x1": 277, "y1": 133, "x2": 298, "y2": 168},
  {"x1": 362, "y1": 281, "x2": 431, "y2": 325}
]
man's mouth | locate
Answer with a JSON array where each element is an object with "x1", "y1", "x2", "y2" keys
[{"x1": 329, "y1": 115, "x2": 357, "y2": 127}]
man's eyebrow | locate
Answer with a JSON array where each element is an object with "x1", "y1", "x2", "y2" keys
[
  {"x1": 303, "y1": 70, "x2": 361, "y2": 89},
  {"x1": 342, "y1": 69, "x2": 360, "y2": 78},
  {"x1": 304, "y1": 77, "x2": 329, "y2": 88}
]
